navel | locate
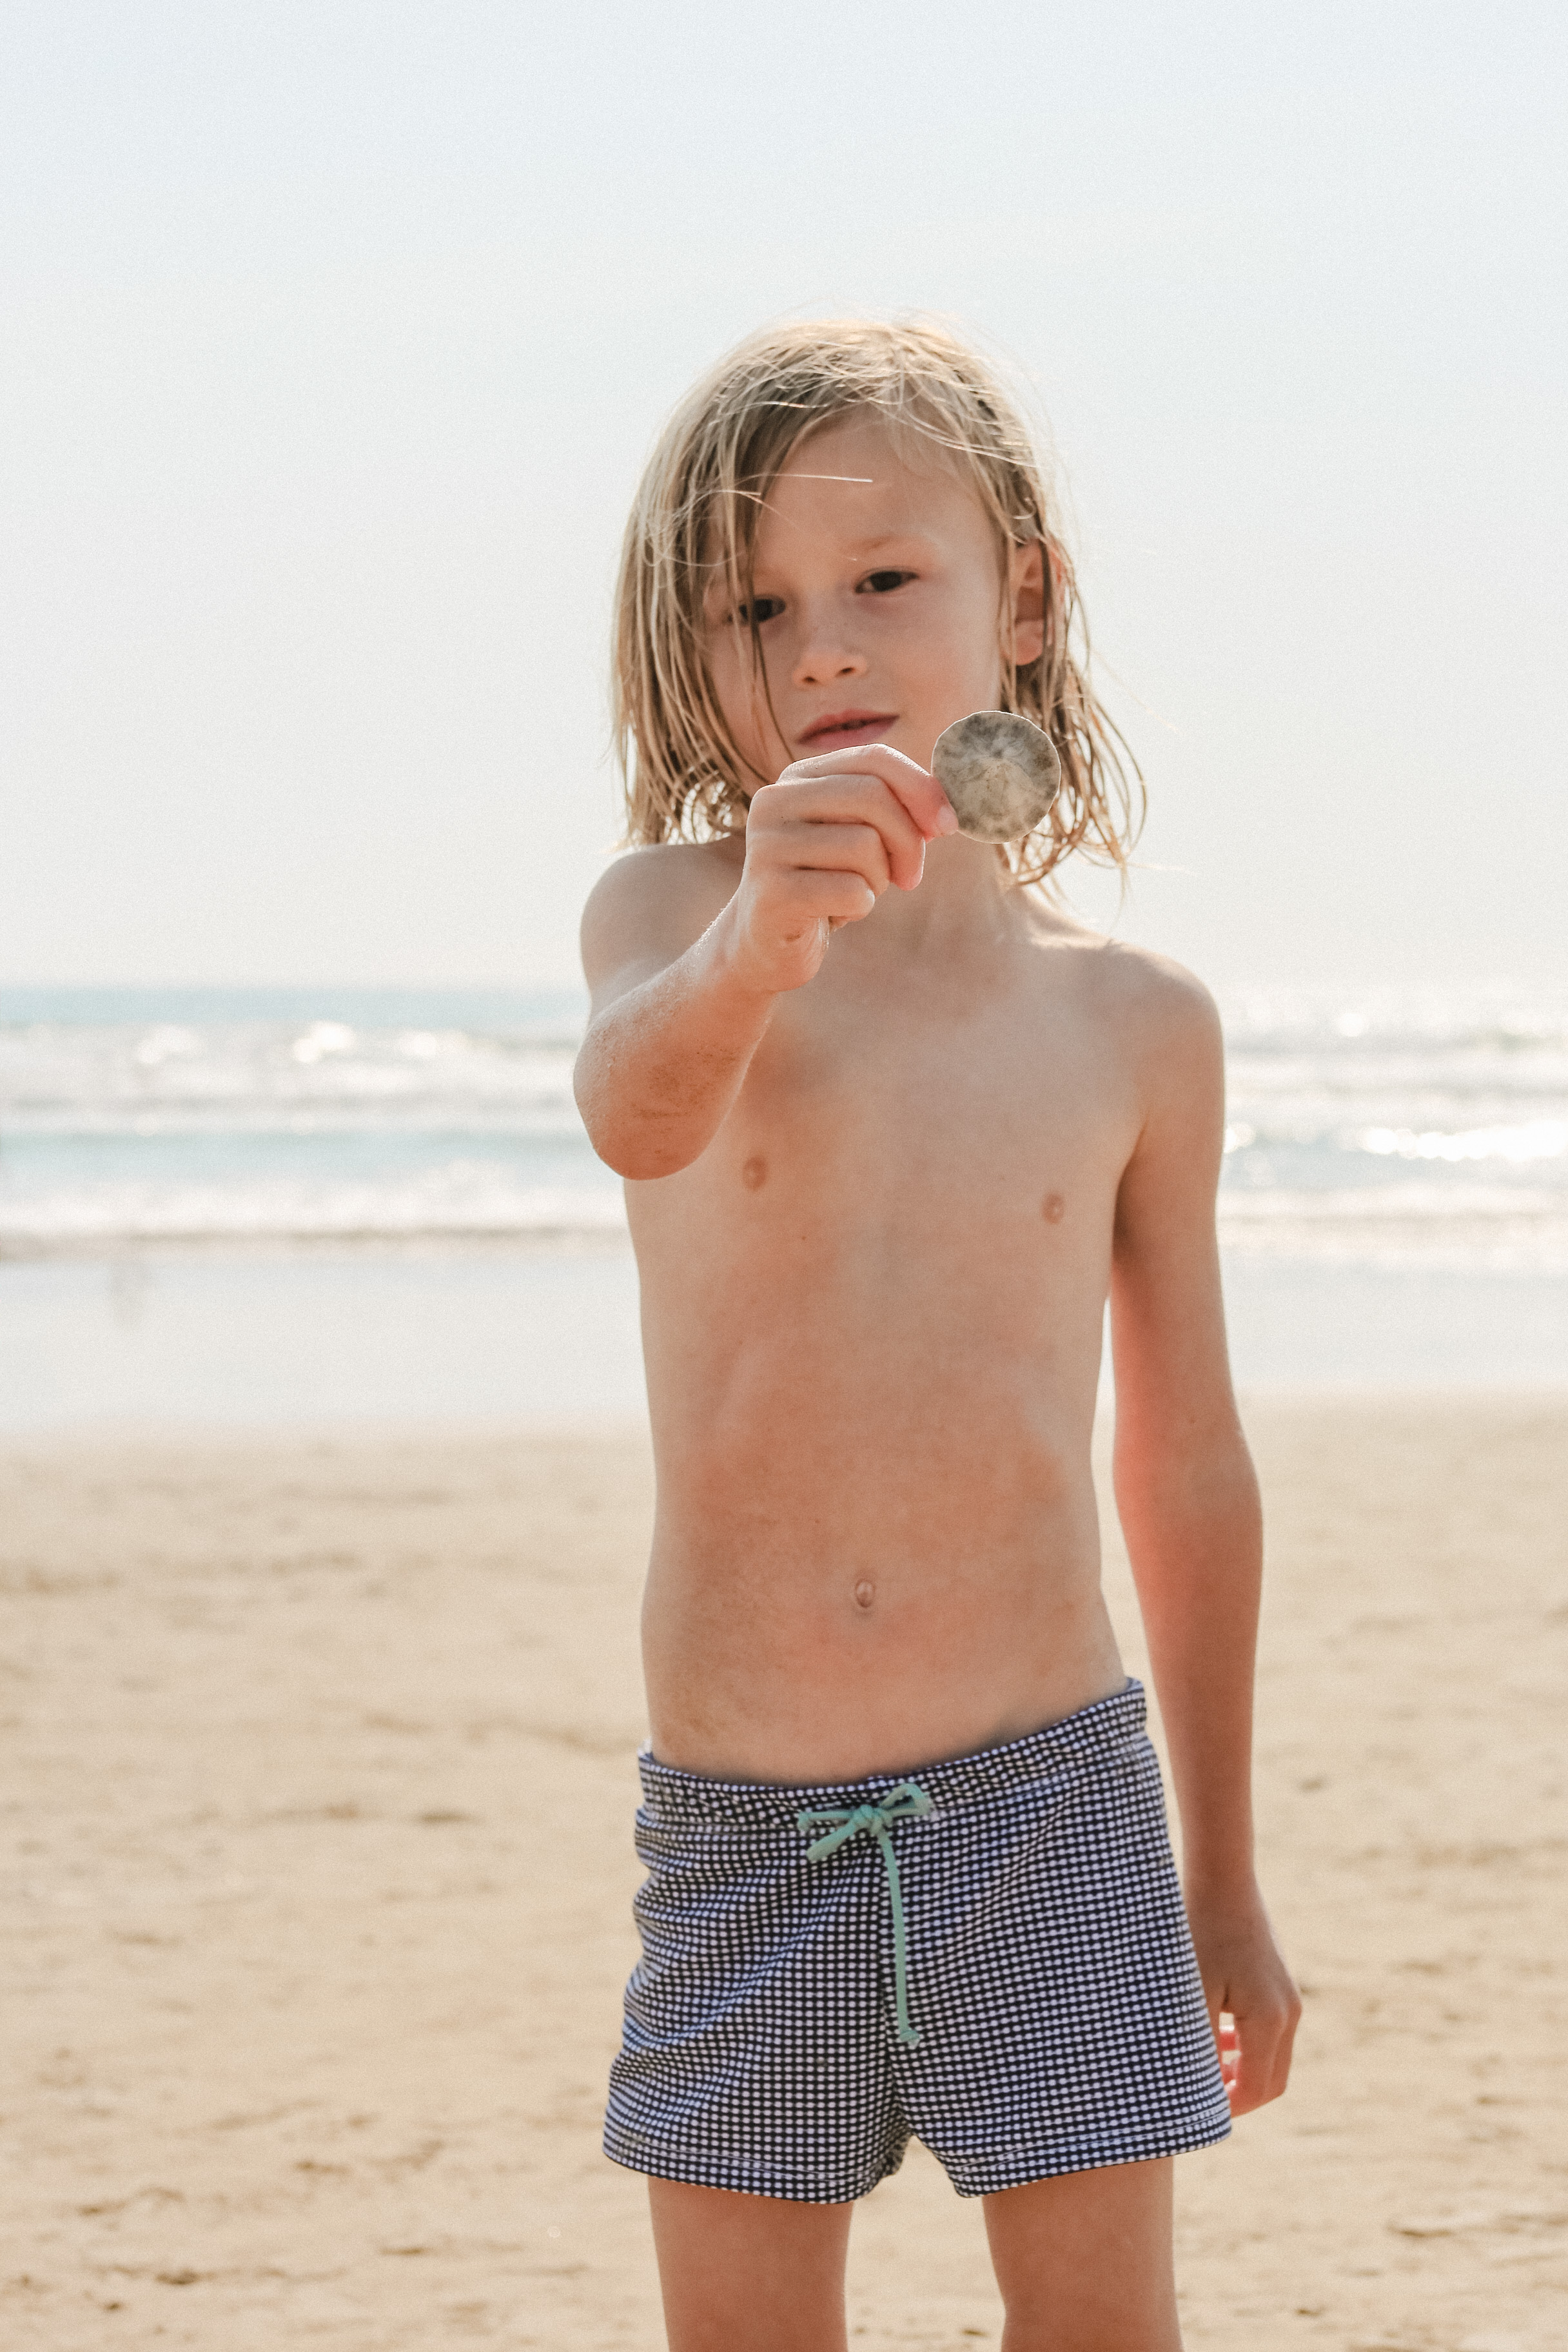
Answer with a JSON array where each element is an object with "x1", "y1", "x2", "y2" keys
[
  {"x1": 741, "y1": 1155, "x2": 767, "y2": 1191},
  {"x1": 1042, "y1": 1191, "x2": 1066, "y2": 1224},
  {"x1": 853, "y1": 1580, "x2": 876, "y2": 1612}
]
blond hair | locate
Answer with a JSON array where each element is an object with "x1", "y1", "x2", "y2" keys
[{"x1": 612, "y1": 317, "x2": 1142, "y2": 885}]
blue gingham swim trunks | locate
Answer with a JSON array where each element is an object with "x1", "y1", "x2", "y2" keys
[{"x1": 603, "y1": 1680, "x2": 1230, "y2": 2202}]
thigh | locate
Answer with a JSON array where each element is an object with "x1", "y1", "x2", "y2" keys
[
  {"x1": 983, "y1": 2157, "x2": 1181, "y2": 2352},
  {"x1": 649, "y1": 2179, "x2": 854, "y2": 2352}
]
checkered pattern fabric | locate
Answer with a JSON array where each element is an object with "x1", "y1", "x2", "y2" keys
[{"x1": 604, "y1": 1680, "x2": 1230, "y2": 2202}]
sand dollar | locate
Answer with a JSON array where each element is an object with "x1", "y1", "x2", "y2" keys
[{"x1": 932, "y1": 710, "x2": 1061, "y2": 843}]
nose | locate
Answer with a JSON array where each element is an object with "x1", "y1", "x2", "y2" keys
[{"x1": 791, "y1": 602, "x2": 867, "y2": 689}]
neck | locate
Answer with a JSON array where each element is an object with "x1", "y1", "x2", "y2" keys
[{"x1": 847, "y1": 832, "x2": 1024, "y2": 960}]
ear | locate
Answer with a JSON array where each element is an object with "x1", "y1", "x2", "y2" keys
[{"x1": 1006, "y1": 541, "x2": 1046, "y2": 667}]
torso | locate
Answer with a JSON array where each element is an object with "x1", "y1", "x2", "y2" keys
[{"x1": 628, "y1": 843, "x2": 1159, "y2": 1783}]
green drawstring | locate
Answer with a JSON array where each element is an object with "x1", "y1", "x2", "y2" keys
[{"x1": 796, "y1": 1783, "x2": 933, "y2": 2047}]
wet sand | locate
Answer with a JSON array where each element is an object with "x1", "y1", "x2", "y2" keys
[{"x1": 3, "y1": 1397, "x2": 1565, "y2": 2349}]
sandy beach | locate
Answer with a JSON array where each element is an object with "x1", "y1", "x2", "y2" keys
[{"x1": 4, "y1": 1395, "x2": 1565, "y2": 2350}]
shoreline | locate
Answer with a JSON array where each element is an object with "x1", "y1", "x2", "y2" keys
[
  {"x1": 0, "y1": 1229, "x2": 636, "y2": 1264},
  {"x1": 1, "y1": 1382, "x2": 1565, "y2": 1447},
  {"x1": 4, "y1": 1253, "x2": 1568, "y2": 1443},
  {"x1": 5, "y1": 1219, "x2": 1566, "y2": 1264}
]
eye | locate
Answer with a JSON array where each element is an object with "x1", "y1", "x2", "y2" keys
[
  {"x1": 734, "y1": 596, "x2": 785, "y2": 627},
  {"x1": 858, "y1": 569, "x2": 915, "y2": 596}
]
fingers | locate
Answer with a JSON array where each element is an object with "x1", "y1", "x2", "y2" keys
[
  {"x1": 775, "y1": 743, "x2": 959, "y2": 852},
  {"x1": 816, "y1": 874, "x2": 878, "y2": 930},
  {"x1": 1213, "y1": 2008, "x2": 1239, "y2": 2102},
  {"x1": 749, "y1": 772, "x2": 929, "y2": 896},
  {"x1": 730, "y1": 745, "x2": 957, "y2": 988},
  {"x1": 1221, "y1": 1988, "x2": 1302, "y2": 2116},
  {"x1": 1192, "y1": 1900, "x2": 1302, "y2": 2121},
  {"x1": 776, "y1": 868, "x2": 877, "y2": 932},
  {"x1": 759, "y1": 816, "x2": 896, "y2": 897}
]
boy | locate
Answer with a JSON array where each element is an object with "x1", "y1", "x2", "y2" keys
[{"x1": 574, "y1": 320, "x2": 1298, "y2": 2351}]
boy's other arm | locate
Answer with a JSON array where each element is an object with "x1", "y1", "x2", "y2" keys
[
  {"x1": 1108, "y1": 965, "x2": 1301, "y2": 2115},
  {"x1": 574, "y1": 749, "x2": 954, "y2": 1179}
]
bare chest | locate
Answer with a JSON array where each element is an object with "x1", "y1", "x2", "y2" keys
[{"x1": 632, "y1": 963, "x2": 1144, "y2": 1266}]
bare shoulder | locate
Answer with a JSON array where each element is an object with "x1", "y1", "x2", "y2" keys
[
  {"x1": 1092, "y1": 939, "x2": 1221, "y2": 1067},
  {"x1": 1035, "y1": 916, "x2": 1222, "y2": 1074},
  {"x1": 580, "y1": 838, "x2": 743, "y2": 1000},
  {"x1": 1072, "y1": 940, "x2": 1226, "y2": 1186}
]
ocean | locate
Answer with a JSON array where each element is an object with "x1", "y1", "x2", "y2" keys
[{"x1": 3, "y1": 981, "x2": 1565, "y2": 1426}]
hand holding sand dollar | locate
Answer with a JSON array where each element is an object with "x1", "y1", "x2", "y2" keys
[{"x1": 932, "y1": 710, "x2": 1061, "y2": 844}]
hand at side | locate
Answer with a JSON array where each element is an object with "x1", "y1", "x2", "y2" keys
[{"x1": 1186, "y1": 1881, "x2": 1301, "y2": 2113}]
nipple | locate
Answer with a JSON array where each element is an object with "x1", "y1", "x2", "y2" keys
[
  {"x1": 854, "y1": 1580, "x2": 876, "y2": 1612},
  {"x1": 741, "y1": 1156, "x2": 767, "y2": 1191},
  {"x1": 1043, "y1": 1191, "x2": 1066, "y2": 1223}
]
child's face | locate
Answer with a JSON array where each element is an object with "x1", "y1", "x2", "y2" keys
[{"x1": 706, "y1": 413, "x2": 1044, "y2": 783}]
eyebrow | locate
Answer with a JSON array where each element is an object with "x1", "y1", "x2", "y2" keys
[
  {"x1": 738, "y1": 532, "x2": 935, "y2": 579},
  {"x1": 735, "y1": 531, "x2": 939, "y2": 582},
  {"x1": 839, "y1": 531, "x2": 937, "y2": 553}
]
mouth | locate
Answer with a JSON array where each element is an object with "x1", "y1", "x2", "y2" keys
[{"x1": 798, "y1": 709, "x2": 899, "y2": 751}]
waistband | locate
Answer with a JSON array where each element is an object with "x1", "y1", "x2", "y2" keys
[{"x1": 637, "y1": 1678, "x2": 1147, "y2": 1831}]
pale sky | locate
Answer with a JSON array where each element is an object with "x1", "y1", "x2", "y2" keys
[{"x1": 3, "y1": 2, "x2": 1563, "y2": 991}]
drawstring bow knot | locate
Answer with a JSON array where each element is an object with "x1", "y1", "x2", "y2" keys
[{"x1": 796, "y1": 1782, "x2": 932, "y2": 2047}]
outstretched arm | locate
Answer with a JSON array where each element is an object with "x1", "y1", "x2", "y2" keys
[
  {"x1": 1109, "y1": 970, "x2": 1300, "y2": 2115},
  {"x1": 574, "y1": 747, "x2": 955, "y2": 1179}
]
